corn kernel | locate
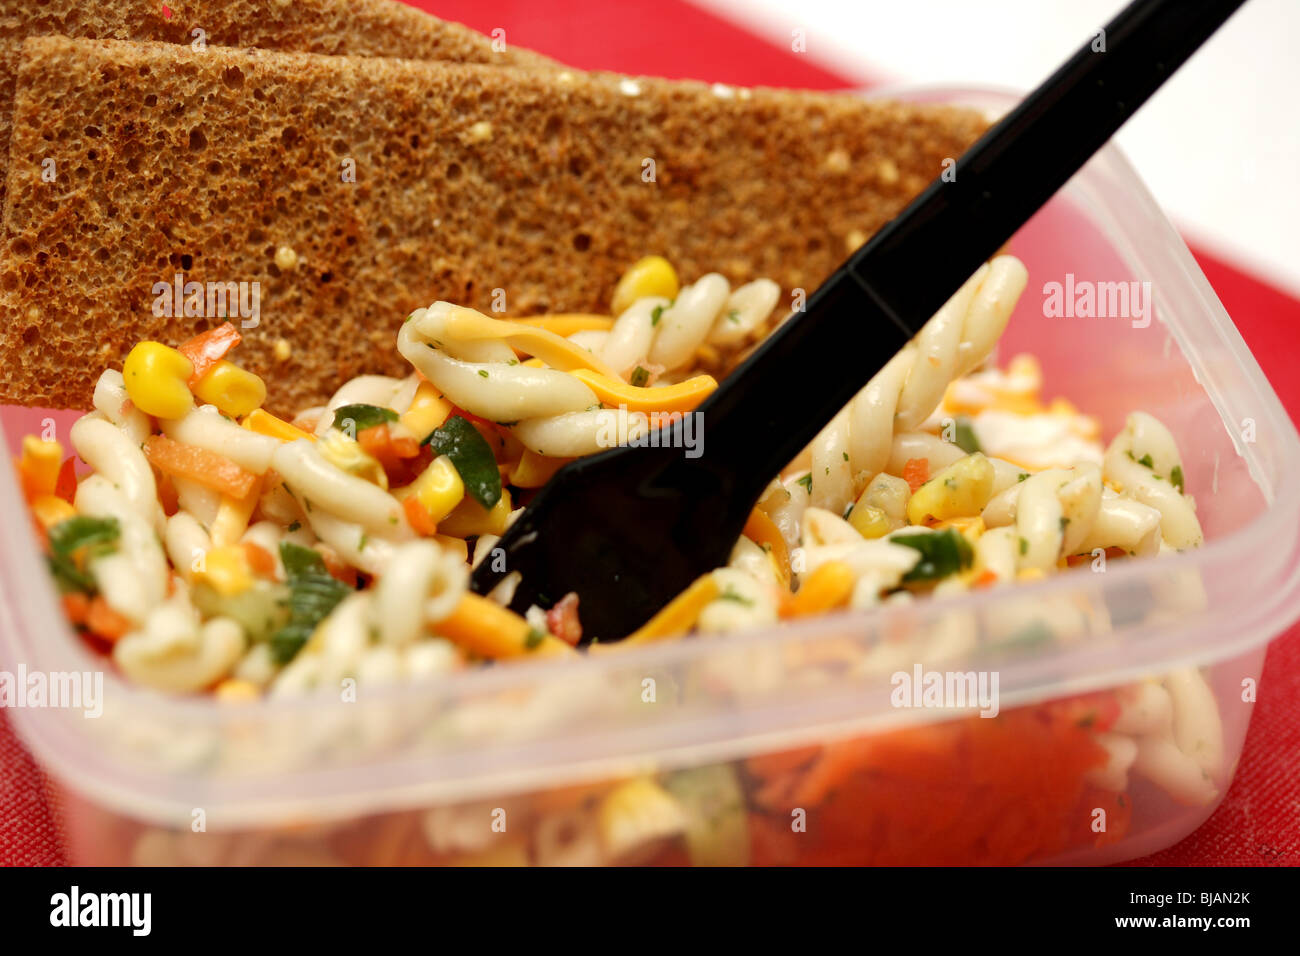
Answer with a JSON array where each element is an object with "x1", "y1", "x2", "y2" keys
[
  {"x1": 848, "y1": 503, "x2": 891, "y2": 539},
  {"x1": 192, "y1": 359, "x2": 267, "y2": 418},
  {"x1": 1017, "y1": 567, "x2": 1047, "y2": 583},
  {"x1": 399, "y1": 381, "x2": 452, "y2": 442},
  {"x1": 195, "y1": 544, "x2": 253, "y2": 597},
  {"x1": 907, "y1": 453, "x2": 995, "y2": 525},
  {"x1": 398, "y1": 455, "x2": 465, "y2": 525},
  {"x1": 19, "y1": 436, "x2": 63, "y2": 498},
  {"x1": 214, "y1": 679, "x2": 260, "y2": 702},
  {"x1": 318, "y1": 433, "x2": 388, "y2": 490},
  {"x1": 122, "y1": 341, "x2": 194, "y2": 419},
  {"x1": 241, "y1": 408, "x2": 314, "y2": 443},
  {"x1": 437, "y1": 487, "x2": 512, "y2": 538},
  {"x1": 30, "y1": 494, "x2": 76, "y2": 529},
  {"x1": 509, "y1": 449, "x2": 570, "y2": 488},
  {"x1": 611, "y1": 256, "x2": 679, "y2": 316}
]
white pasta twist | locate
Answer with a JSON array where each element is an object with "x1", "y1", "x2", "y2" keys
[
  {"x1": 112, "y1": 583, "x2": 245, "y2": 693},
  {"x1": 807, "y1": 255, "x2": 1028, "y2": 514},
  {"x1": 1103, "y1": 412, "x2": 1203, "y2": 550},
  {"x1": 92, "y1": 369, "x2": 151, "y2": 446},
  {"x1": 597, "y1": 274, "x2": 781, "y2": 379},
  {"x1": 1087, "y1": 674, "x2": 1223, "y2": 806},
  {"x1": 796, "y1": 507, "x2": 922, "y2": 608},
  {"x1": 70, "y1": 407, "x2": 170, "y2": 625},
  {"x1": 398, "y1": 302, "x2": 646, "y2": 458},
  {"x1": 398, "y1": 276, "x2": 779, "y2": 459},
  {"x1": 270, "y1": 540, "x2": 467, "y2": 697},
  {"x1": 979, "y1": 463, "x2": 1165, "y2": 573}
]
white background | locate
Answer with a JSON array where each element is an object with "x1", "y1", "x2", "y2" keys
[{"x1": 697, "y1": 0, "x2": 1300, "y2": 296}]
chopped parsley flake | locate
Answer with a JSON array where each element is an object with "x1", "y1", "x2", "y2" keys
[
  {"x1": 893, "y1": 528, "x2": 973, "y2": 583},
  {"x1": 47, "y1": 516, "x2": 120, "y2": 594},
  {"x1": 330, "y1": 403, "x2": 397, "y2": 433},
  {"x1": 952, "y1": 416, "x2": 982, "y2": 454},
  {"x1": 271, "y1": 542, "x2": 350, "y2": 664},
  {"x1": 718, "y1": 587, "x2": 754, "y2": 606},
  {"x1": 796, "y1": 474, "x2": 813, "y2": 493},
  {"x1": 424, "y1": 415, "x2": 503, "y2": 509}
]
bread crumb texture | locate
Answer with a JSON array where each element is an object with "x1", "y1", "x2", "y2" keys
[
  {"x1": 0, "y1": 37, "x2": 987, "y2": 412},
  {"x1": 0, "y1": 0, "x2": 554, "y2": 210}
]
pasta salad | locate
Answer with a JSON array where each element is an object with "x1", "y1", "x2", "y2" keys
[{"x1": 15, "y1": 254, "x2": 1224, "y2": 861}]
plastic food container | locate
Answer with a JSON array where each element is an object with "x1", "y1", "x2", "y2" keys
[{"x1": 3, "y1": 87, "x2": 1299, "y2": 866}]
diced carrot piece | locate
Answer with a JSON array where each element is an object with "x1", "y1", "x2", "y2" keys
[
  {"x1": 143, "y1": 434, "x2": 257, "y2": 499},
  {"x1": 243, "y1": 541, "x2": 277, "y2": 578},
  {"x1": 360, "y1": 424, "x2": 428, "y2": 486},
  {"x1": 85, "y1": 595, "x2": 132, "y2": 642},
  {"x1": 318, "y1": 548, "x2": 358, "y2": 588},
  {"x1": 390, "y1": 435, "x2": 421, "y2": 458},
  {"x1": 902, "y1": 457, "x2": 930, "y2": 493},
  {"x1": 403, "y1": 494, "x2": 439, "y2": 537},
  {"x1": 357, "y1": 424, "x2": 391, "y2": 456},
  {"x1": 156, "y1": 470, "x2": 179, "y2": 516},
  {"x1": 972, "y1": 569, "x2": 998, "y2": 588},
  {"x1": 61, "y1": 592, "x2": 90, "y2": 625},
  {"x1": 178, "y1": 322, "x2": 242, "y2": 386},
  {"x1": 54, "y1": 456, "x2": 78, "y2": 504},
  {"x1": 17, "y1": 436, "x2": 63, "y2": 501}
]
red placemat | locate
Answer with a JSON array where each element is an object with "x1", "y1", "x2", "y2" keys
[{"x1": 1, "y1": 0, "x2": 1296, "y2": 867}]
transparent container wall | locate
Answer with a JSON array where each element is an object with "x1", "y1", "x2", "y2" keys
[
  {"x1": 3, "y1": 88, "x2": 1299, "y2": 866},
  {"x1": 50, "y1": 643, "x2": 1265, "y2": 867},
  {"x1": 1005, "y1": 191, "x2": 1264, "y2": 542}
]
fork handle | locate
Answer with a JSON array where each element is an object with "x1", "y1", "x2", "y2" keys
[{"x1": 689, "y1": 0, "x2": 1247, "y2": 509}]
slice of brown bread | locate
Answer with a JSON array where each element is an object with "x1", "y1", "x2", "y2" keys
[
  {"x1": 0, "y1": 37, "x2": 989, "y2": 412},
  {"x1": 0, "y1": 0, "x2": 557, "y2": 210}
]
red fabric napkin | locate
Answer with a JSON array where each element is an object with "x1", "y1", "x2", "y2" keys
[{"x1": 1, "y1": 0, "x2": 1295, "y2": 867}]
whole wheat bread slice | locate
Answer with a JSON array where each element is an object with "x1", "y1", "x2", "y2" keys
[
  {"x1": 1, "y1": 37, "x2": 989, "y2": 412},
  {"x1": 0, "y1": 0, "x2": 557, "y2": 209}
]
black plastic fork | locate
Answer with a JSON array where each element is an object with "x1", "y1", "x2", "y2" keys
[{"x1": 470, "y1": 0, "x2": 1248, "y2": 640}]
